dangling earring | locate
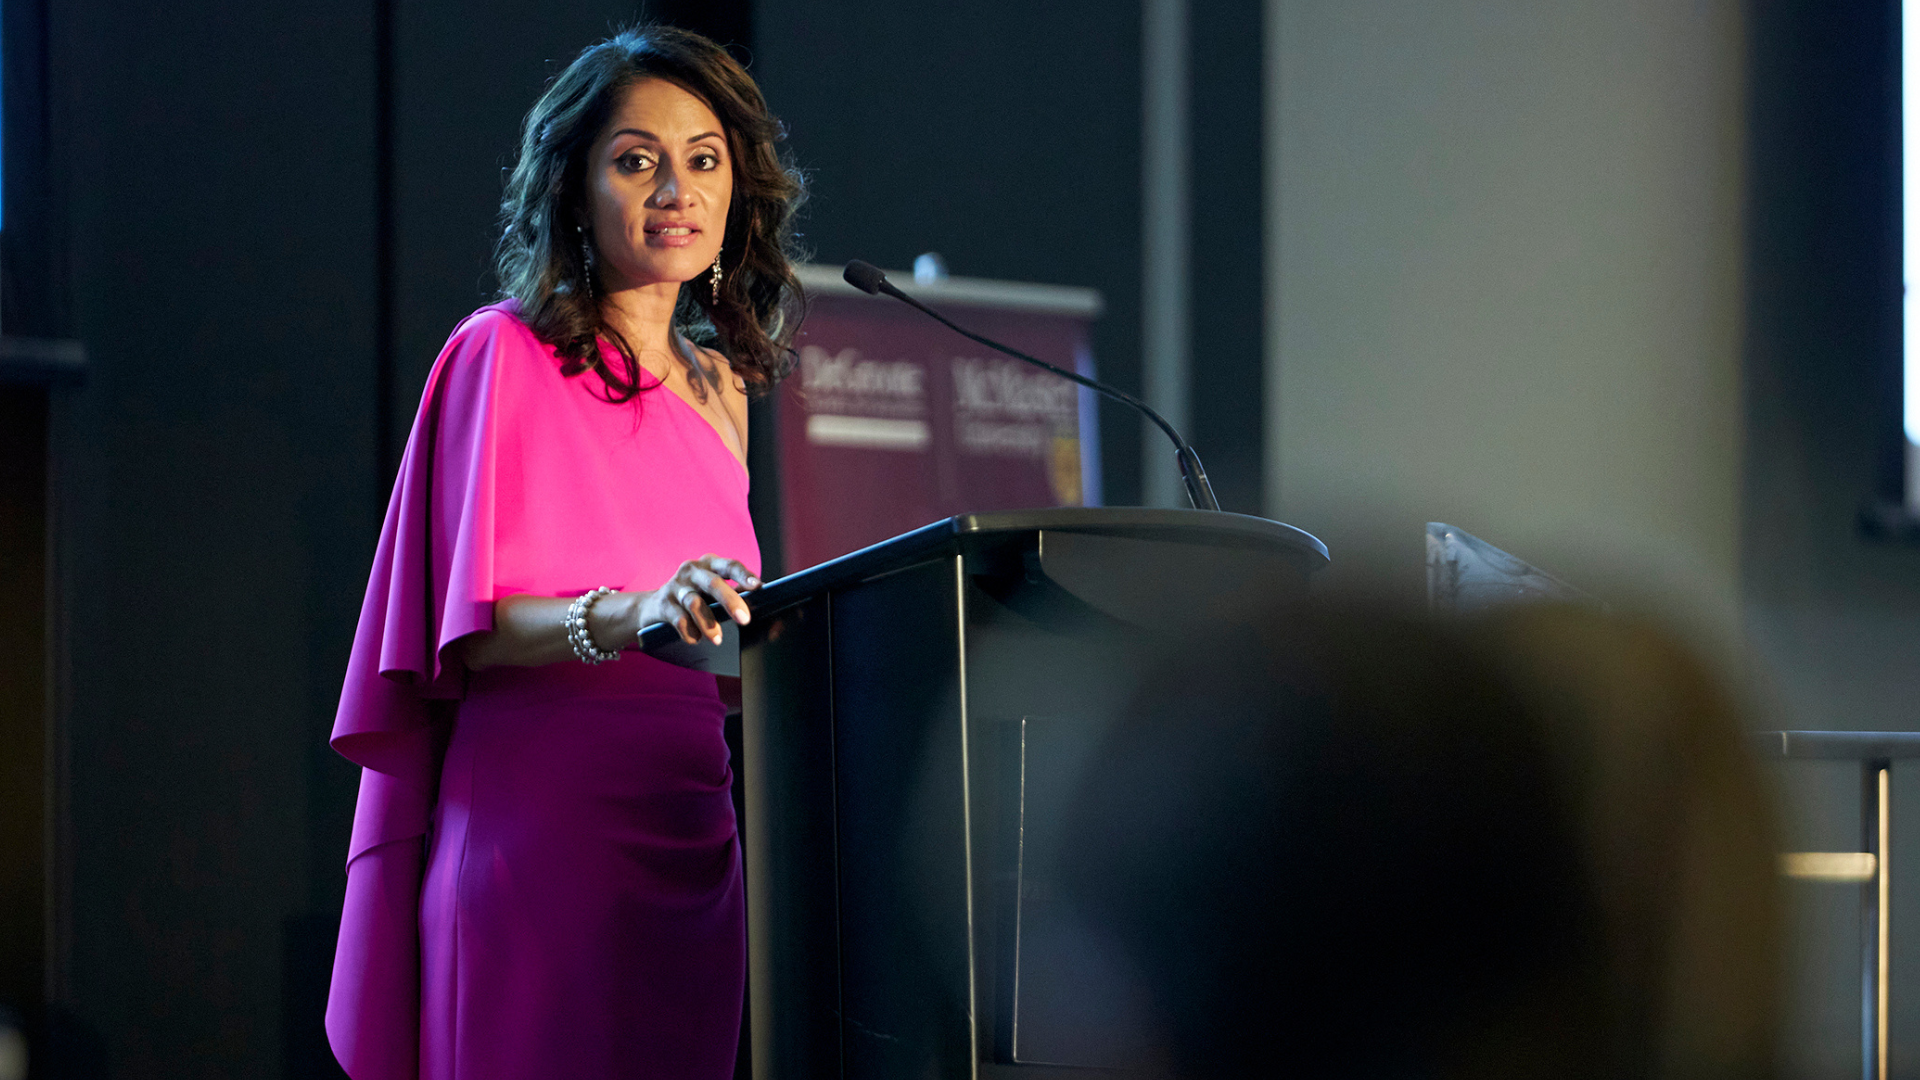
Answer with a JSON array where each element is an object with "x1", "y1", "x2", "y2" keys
[
  {"x1": 710, "y1": 248, "x2": 724, "y2": 304},
  {"x1": 579, "y1": 225, "x2": 597, "y2": 302}
]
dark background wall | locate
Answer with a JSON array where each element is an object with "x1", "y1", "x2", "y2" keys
[
  {"x1": 752, "y1": 1, "x2": 1148, "y2": 509},
  {"x1": 39, "y1": 1, "x2": 379, "y2": 1075},
  {"x1": 748, "y1": 0, "x2": 1266, "y2": 515},
  {"x1": 1186, "y1": 0, "x2": 1267, "y2": 515},
  {"x1": 3, "y1": 1, "x2": 1262, "y2": 1076}
]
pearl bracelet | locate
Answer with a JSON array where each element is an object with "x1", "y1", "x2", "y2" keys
[{"x1": 566, "y1": 586, "x2": 622, "y2": 665}]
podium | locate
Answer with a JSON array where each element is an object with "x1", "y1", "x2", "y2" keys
[{"x1": 734, "y1": 508, "x2": 1328, "y2": 1078}]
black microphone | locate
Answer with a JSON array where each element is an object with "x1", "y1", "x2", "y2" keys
[{"x1": 841, "y1": 260, "x2": 1221, "y2": 512}]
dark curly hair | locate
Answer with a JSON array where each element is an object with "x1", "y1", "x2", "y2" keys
[{"x1": 495, "y1": 25, "x2": 806, "y2": 399}]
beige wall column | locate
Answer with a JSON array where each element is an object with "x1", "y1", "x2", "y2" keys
[{"x1": 1263, "y1": 0, "x2": 1747, "y2": 633}]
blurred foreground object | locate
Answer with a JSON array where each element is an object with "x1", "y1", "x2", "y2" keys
[
  {"x1": 1427, "y1": 523, "x2": 1900, "y2": 1076},
  {"x1": 1059, "y1": 599, "x2": 1783, "y2": 1080}
]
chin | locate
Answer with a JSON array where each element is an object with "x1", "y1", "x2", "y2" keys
[{"x1": 627, "y1": 252, "x2": 717, "y2": 289}]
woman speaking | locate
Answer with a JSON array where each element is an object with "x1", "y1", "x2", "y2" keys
[{"x1": 325, "y1": 26, "x2": 804, "y2": 1080}]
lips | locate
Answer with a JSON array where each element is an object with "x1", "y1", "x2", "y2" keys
[{"x1": 644, "y1": 221, "x2": 702, "y2": 248}]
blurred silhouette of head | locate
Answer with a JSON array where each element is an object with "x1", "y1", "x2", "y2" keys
[
  {"x1": 495, "y1": 24, "x2": 806, "y2": 400},
  {"x1": 1058, "y1": 600, "x2": 1781, "y2": 1080}
]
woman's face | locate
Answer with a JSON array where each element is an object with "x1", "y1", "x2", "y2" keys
[{"x1": 584, "y1": 77, "x2": 734, "y2": 293}]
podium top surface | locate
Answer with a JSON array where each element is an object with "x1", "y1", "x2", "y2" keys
[
  {"x1": 748, "y1": 507, "x2": 1328, "y2": 615},
  {"x1": 637, "y1": 508, "x2": 1328, "y2": 660}
]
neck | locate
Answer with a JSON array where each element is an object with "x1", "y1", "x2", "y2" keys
[{"x1": 597, "y1": 280, "x2": 685, "y2": 375}]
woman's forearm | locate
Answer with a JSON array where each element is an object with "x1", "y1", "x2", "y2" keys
[
  {"x1": 460, "y1": 591, "x2": 642, "y2": 670},
  {"x1": 459, "y1": 557, "x2": 757, "y2": 671}
]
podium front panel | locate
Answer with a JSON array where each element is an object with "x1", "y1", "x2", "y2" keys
[
  {"x1": 831, "y1": 557, "x2": 974, "y2": 1077},
  {"x1": 739, "y1": 511, "x2": 1327, "y2": 1078},
  {"x1": 741, "y1": 593, "x2": 843, "y2": 1079}
]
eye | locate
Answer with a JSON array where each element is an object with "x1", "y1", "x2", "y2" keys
[
  {"x1": 691, "y1": 150, "x2": 721, "y2": 171},
  {"x1": 616, "y1": 150, "x2": 655, "y2": 174}
]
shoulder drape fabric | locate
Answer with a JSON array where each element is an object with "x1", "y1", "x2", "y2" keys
[{"x1": 325, "y1": 306, "x2": 757, "y2": 1079}]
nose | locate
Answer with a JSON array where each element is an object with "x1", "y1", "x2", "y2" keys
[{"x1": 649, "y1": 161, "x2": 692, "y2": 209}]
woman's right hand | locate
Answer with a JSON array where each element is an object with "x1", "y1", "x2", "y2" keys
[
  {"x1": 460, "y1": 556, "x2": 762, "y2": 670},
  {"x1": 633, "y1": 554, "x2": 762, "y2": 645}
]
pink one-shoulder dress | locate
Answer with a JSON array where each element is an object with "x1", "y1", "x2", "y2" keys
[{"x1": 325, "y1": 304, "x2": 758, "y2": 1080}]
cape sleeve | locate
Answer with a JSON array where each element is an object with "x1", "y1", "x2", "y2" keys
[{"x1": 325, "y1": 306, "x2": 520, "y2": 1080}]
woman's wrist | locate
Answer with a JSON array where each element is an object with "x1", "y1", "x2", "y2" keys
[{"x1": 585, "y1": 590, "x2": 640, "y2": 653}]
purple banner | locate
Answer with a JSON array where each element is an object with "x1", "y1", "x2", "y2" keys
[{"x1": 778, "y1": 291, "x2": 1101, "y2": 571}]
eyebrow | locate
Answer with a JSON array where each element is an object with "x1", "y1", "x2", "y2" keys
[{"x1": 609, "y1": 128, "x2": 725, "y2": 145}]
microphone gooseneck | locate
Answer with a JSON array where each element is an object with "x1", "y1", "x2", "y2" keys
[{"x1": 841, "y1": 260, "x2": 1221, "y2": 512}]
